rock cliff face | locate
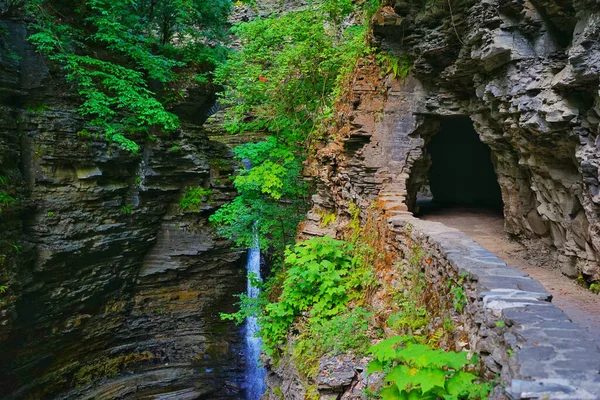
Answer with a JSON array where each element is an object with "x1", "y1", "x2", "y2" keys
[
  {"x1": 306, "y1": 0, "x2": 600, "y2": 283},
  {"x1": 0, "y1": 11, "x2": 247, "y2": 400},
  {"x1": 278, "y1": 1, "x2": 600, "y2": 397}
]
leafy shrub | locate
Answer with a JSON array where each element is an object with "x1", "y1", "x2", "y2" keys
[
  {"x1": 368, "y1": 336, "x2": 491, "y2": 400},
  {"x1": 377, "y1": 53, "x2": 412, "y2": 80},
  {"x1": 450, "y1": 284, "x2": 467, "y2": 312},
  {"x1": 211, "y1": 0, "x2": 373, "y2": 256},
  {"x1": 260, "y1": 236, "x2": 354, "y2": 352}
]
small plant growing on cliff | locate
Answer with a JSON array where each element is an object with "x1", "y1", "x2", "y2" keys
[
  {"x1": 77, "y1": 129, "x2": 92, "y2": 138},
  {"x1": 11, "y1": 243, "x2": 21, "y2": 254},
  {"x1": 0, "y1": 191, "x2": 16, "y2": 213},
  {"x1": 449, "y1": 284, "x2": 467, "y2": 313},
  {"x1": 377, "y1": 52, "x2": 412, "y2": 80},
  {"x1": 318, "y1": 209, "x2": 336, "y2": 227},
  {"x1": 367, "y1": 336, "x2": 491, "y2": 400},
  {"x1": 120, "y1": 205, "x2": 132, "y2": 214},
  {"x1": 179, "y1": 187, "x2": 212, "y2": 211},
  {"x1": 293, "y1": 306, "x2": 372, "y2": 378},
  {"x1": 590, "y1": 283, "x2": 600, "y2": 295}
]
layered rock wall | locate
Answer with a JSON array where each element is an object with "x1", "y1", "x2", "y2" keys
[
  {"x1": 306, "y1": 0, "x2": 600, "y2": 282},
  {"x1": 0, "y1": 11, "x2": 247, "y2": 399},
  {"x1": 293, "y1": 0, "x2": 600, "y2": 398}
]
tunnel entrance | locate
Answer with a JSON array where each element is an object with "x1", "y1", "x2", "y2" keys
[{"x1": 415, "y1": 117, "x2": 503, "y2": 214}]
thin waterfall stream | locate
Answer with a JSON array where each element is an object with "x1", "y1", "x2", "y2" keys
[{"x1": 245, "y1": 233, "x2": 266, "y2": 399}]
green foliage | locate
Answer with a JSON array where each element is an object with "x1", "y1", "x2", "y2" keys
[
  {"x1": 590, "y1": 283, "x2": 600, "y2": 295},
  {"x1": 387, "y1": 298, "x2": 429, "y2": 334},
  {"x1": 388, "y1": 266, "x2": 430, "y2": 336},
  {"x1": 24, "y1": 0, "x2": 231, "y2": 152},
  {"x1": 495, "y1": 320, "x2": 505, "y2": 328},
  {"x1": 120, "y1": 205, "x2": 132, "y2": 214},
  {"x1": 11, "y1": 243, "x2": 21, "y2": 254},
  {"x1": 294, "y1": 307, "x2": 372, "y2": 378},
  {"x1": 0, "y1": 285, "x2": 6, "y2": 305},
  {"x1": 449, "y1": 284, "x2": 467, "y2": 313},
  {"x1": 367, "y1": 336, "x2": 491, "y2": 400},
  {"x1": 377, "y1": 53, "x2": 413, "y2": 80},
  {"x1": 170, "y1": 145, "x2": 181, "y2": 152},
  {"x1": 209, "y1": 137, "x2": 308, "y2": 252},
  {"x1": 318, "y1": 210, "x2": 336, "y2": 228},
  {"x1": 260, "y1": 236, "x2": 354, "y2": 352},
  {"x1": 0, "y1": 191, "x2": 17, "y2": 213},
  {"x1": 211, "y1": 0, "x2": 373, "y2": 255},
  {"x1": 179, "y1": 187, "x2": 212, "y2": 211},
  {"x1": 77, "y1": 129, "x2": 92, "y2": 137},
  {"x1": 47, "y1": 211, "x2": 56, "y2": 217},
  {"x1": 223, "y1": 235, "x2": 376, "y2": 357},
  {"x1": 25, "y1": 104, "x2": 51, "y2": 113}
]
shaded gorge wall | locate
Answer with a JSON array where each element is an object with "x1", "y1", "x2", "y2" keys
[{"x1": 0, "y1": 10, "x2": 249, "y2": 400}]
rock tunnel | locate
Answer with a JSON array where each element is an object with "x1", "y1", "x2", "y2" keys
[{"x1": 412, "y1": 117, "x2": 504, "y2": 215}]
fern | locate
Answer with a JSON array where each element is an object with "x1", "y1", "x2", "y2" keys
[{"x1": 0, "y1": 191, "x2": 17, "y2": 213}]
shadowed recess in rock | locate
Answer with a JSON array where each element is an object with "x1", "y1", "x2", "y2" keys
[{"x1": 426, "y1": 117, "x2": 503, "y2": 211}]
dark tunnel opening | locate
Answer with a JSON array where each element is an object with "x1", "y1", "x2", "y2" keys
[{"x1": 417, "y1": 117, "x2": 503, "y2": 214}]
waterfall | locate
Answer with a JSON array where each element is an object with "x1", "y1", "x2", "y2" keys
[{"x1": 245, "y1": 233, "x2": 266, "y2": 399}]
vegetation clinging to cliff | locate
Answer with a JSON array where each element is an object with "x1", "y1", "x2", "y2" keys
[
  {"x1": 24, "y1": 0, "x2": 231, "y2": 152},
  {"x1": 209, "y1": 0, "x2": 375, "y2": 254}
]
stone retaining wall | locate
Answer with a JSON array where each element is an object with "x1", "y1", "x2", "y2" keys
[{"x1": 386, "y1": 210, "x2": 600, "y2": 399}]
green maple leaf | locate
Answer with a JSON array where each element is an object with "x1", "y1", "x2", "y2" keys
[
  {"x1": 396, "y1": 344, "x2": 435, "y2": 368},
  {"x1": 413, "y1": 367, "x2": 446, "y2": 394},
  {"x1": 387, "y1": 365, "x2": 414, "y2": 392},
  {"x1": 369, "y1": 336, "x2": 412, "y2": 362},
  {"x1": 434, "y1": 351, "x2": 469, "y2": 370}
]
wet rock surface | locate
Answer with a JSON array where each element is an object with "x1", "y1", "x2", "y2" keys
[{"x1": 0, "y1": 13, "x2": 247, "y2": 400}]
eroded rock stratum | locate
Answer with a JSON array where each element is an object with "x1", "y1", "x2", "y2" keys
[
  {"x1": 306, "y1": 0, "x2": 600, "y2": 283},
  {"x1": 292, "y1": 0, "x2": 600, "y2": 398},
  {"x1": 0, "y1": 13, "x2": 247, "y2": 400}
]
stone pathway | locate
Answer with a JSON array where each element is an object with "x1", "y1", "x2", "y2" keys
[
  {"x1": 419, "y1": 206, "x2": 600, "y2": 346},
  {"x1": 386, "y1": 208, "x2": 600, "y2": 399}
]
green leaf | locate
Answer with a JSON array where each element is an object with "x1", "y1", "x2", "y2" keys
[
  {"x1": 369, "y1": 336, "x2": 412, "y2": 362},
  {"x1": 387, "y1": 365, "x2": 415, "y2": 392},
  {"x1": 446, "y1": 371, "x2": 477, "y2": 396},
  {"x1": 380, "y1": 385, "x2": 406, "y2": 400},
  {"x1": 413, "y1": 368, "x2": 447, "y2": 394}
]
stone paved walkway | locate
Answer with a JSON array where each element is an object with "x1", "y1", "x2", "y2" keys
[
  {"x1": 419, "y1": 206, "x2": 600, "y2": 346},
  {"x1": 383, "y1": 204, "x2": 600, "y2": 399}
]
